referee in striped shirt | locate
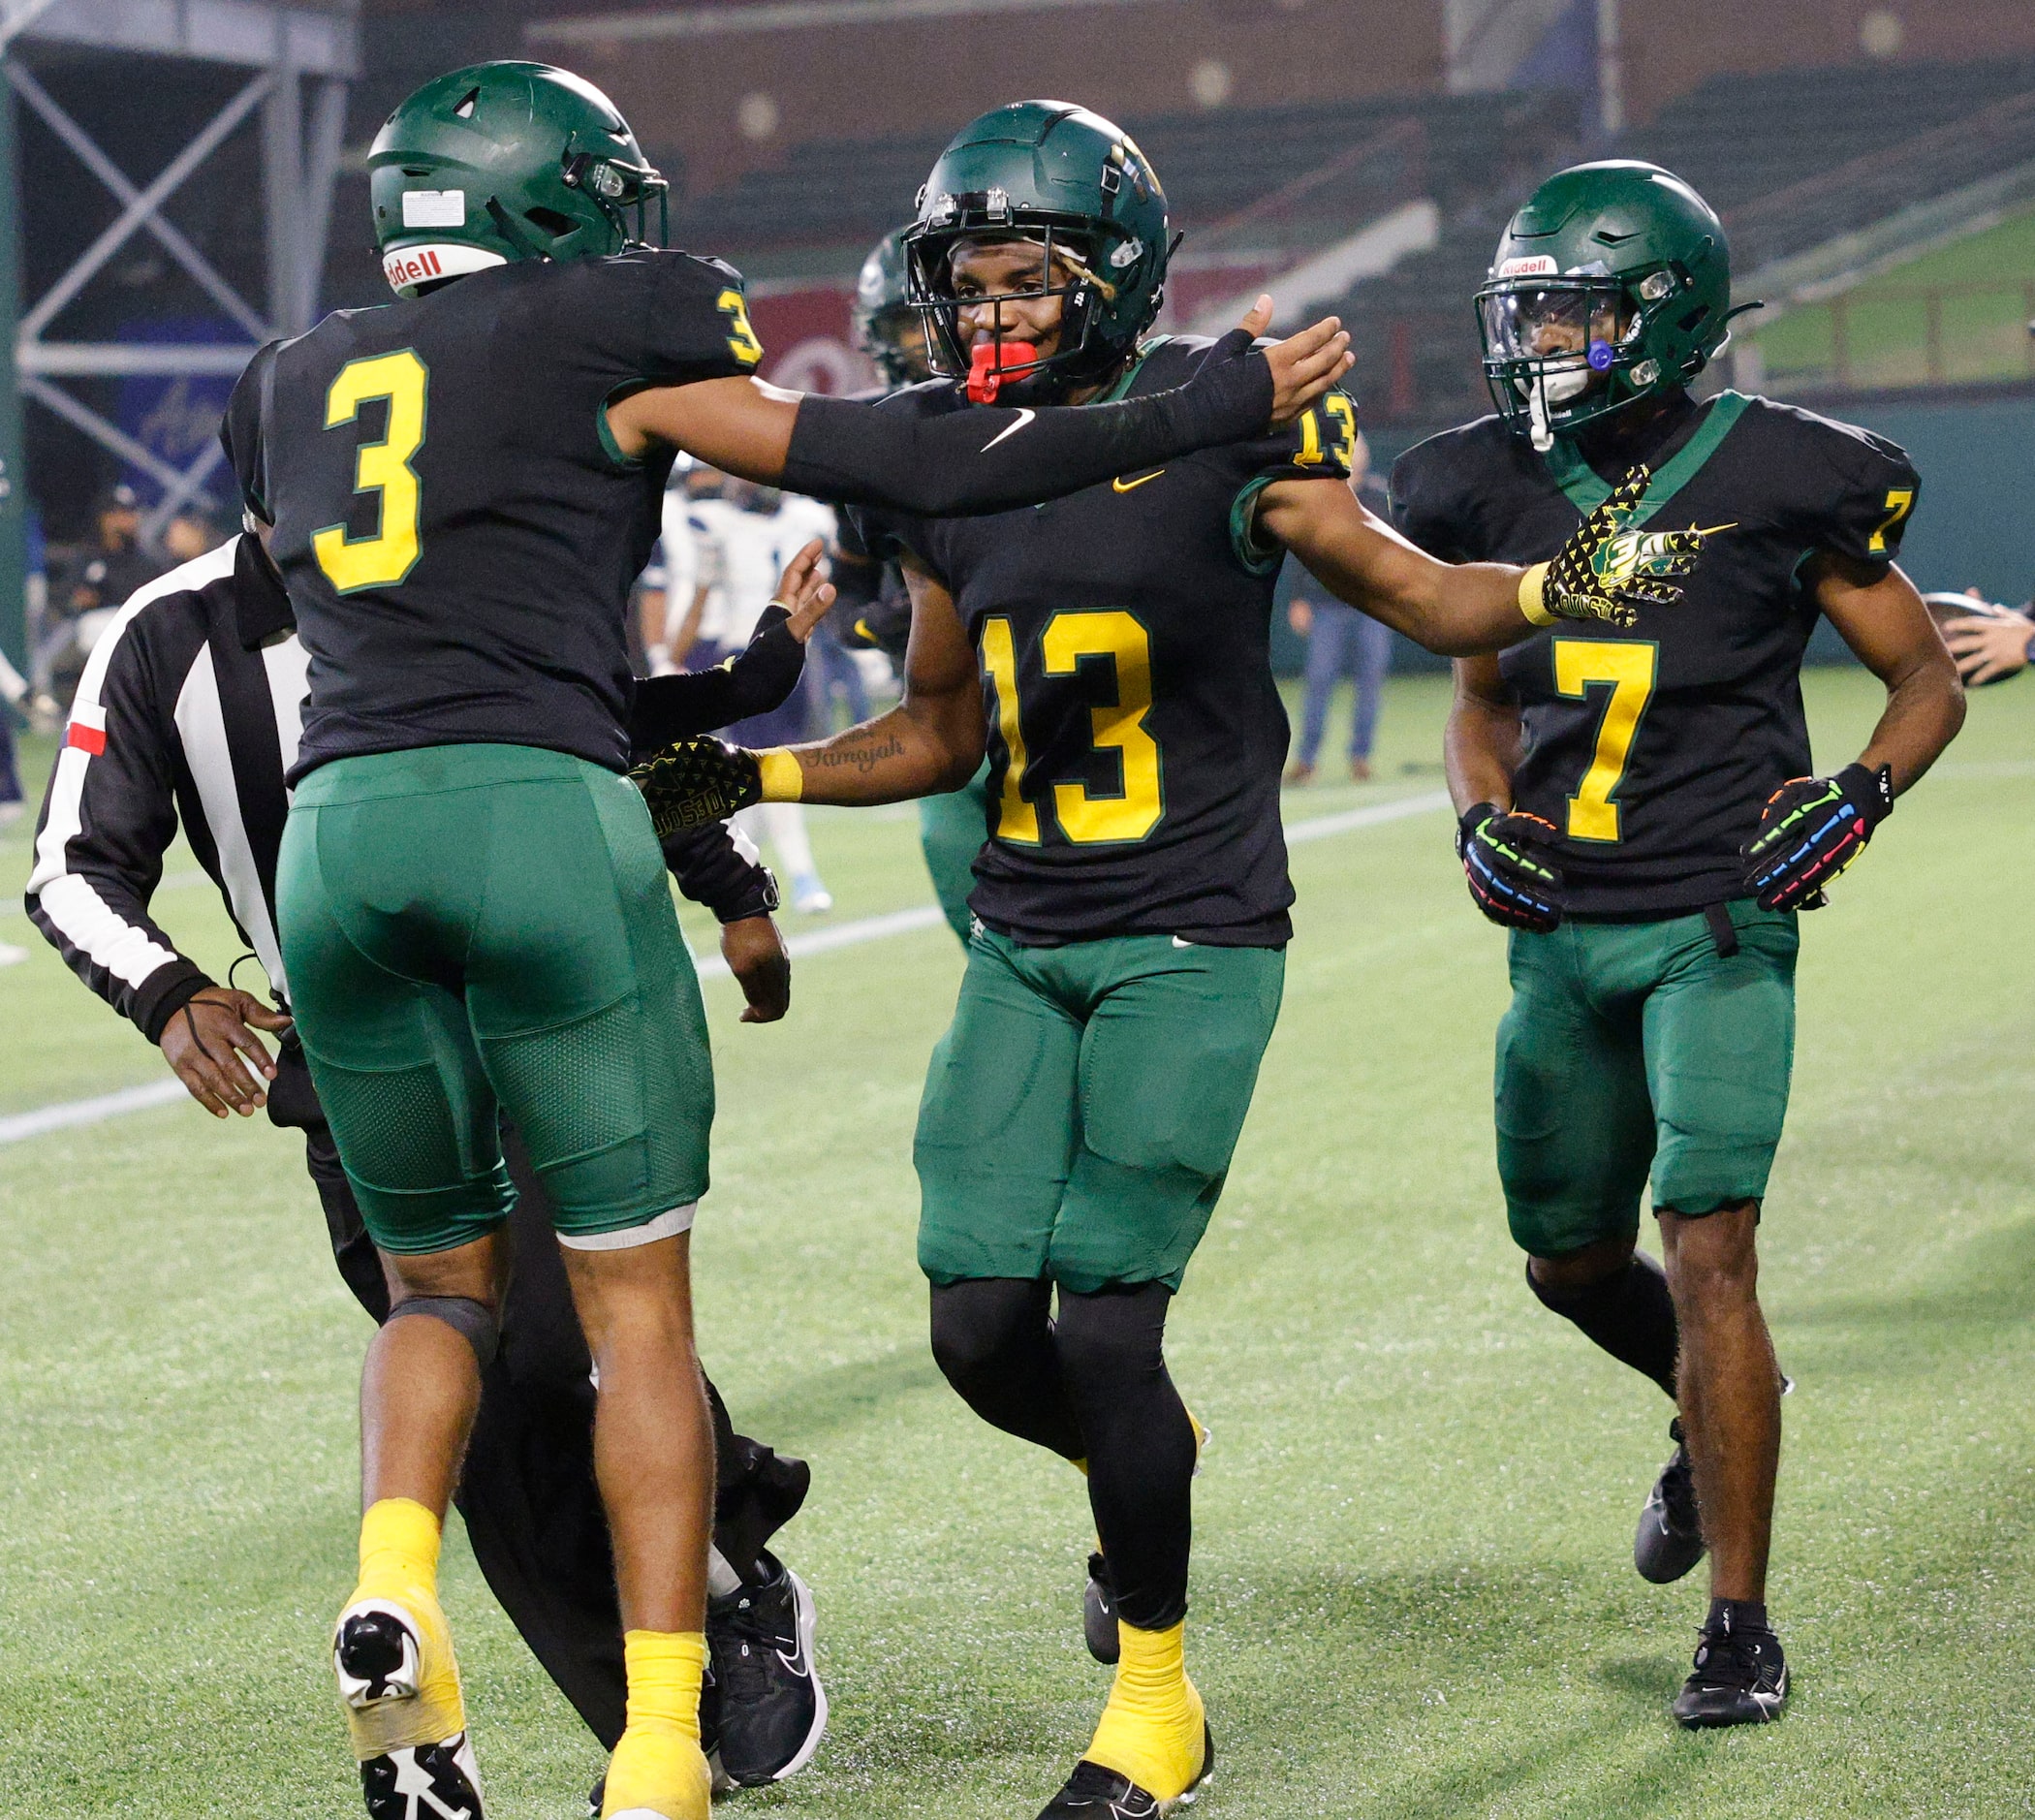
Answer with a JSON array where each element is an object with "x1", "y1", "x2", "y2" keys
[{"x1": 23, "y1": 528, "x2": 827, "y2": 1786}]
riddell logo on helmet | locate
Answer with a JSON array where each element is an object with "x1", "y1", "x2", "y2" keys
[
  {"x1": 1498, "y1": 256, "x2": 1559, "y2": 277},
  {"x1": 381, "y1": 241, "x2": 508, "y2": 296},
  {"x1": 384, "y1": 246, "x2": 447, "y2": 289}
]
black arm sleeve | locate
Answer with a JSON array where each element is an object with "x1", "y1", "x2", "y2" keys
[
  {"x1": 661, "y1": 822, "x2": 778, "y2": 924},
  {"x1": 23, "y1": 610, "x2": 217, "y2": 1040},
  {"x1": 629, "y1": 608, "x2": 805, "y2": 757},
  {"x1": 781, "y1": 329, "x2": 1276, "y2": 516}
]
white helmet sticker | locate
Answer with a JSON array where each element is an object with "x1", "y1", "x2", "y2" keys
[
  {"x1": 401, "y1": 189, "x2": 466, "y2": 229},
  {"x1": 1109, "y1": 237, "x2": 1143, "y2": 269},
  {"x1": 1497, "y1": 255, "x2": 1558, "y2": 278},
  {"x1": 382, "y1": 241, "x2": 507, "y2": 298}
]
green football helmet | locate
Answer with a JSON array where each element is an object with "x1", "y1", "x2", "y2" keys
[
  {"x1": 1476, "y1": 160, "x2": 1739, "y2": 450},
  {"x1": 852, "y1": 228, "x2": 930, "y2": 386},
  {"x1": 903, "y1": 100, "x2": 1172, "y2": 400},
  {"x1": 369, "y1": 61, "x2": 667, "y2": 298}
]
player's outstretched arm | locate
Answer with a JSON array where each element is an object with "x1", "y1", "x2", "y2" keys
[
  {"x1": 606, "y1": 298, "x2": 1353, "y2": 518},
  {"x1": 632, "y1": 557, "x2": 984, "y2": 832},
  {"x1": 1261, "y1": 465, "x2": 1706, "y2": 654}
]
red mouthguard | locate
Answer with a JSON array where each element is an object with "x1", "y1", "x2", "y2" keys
[{"x1": 967, "y1": 340, "x2": 1040, "y2": 404}]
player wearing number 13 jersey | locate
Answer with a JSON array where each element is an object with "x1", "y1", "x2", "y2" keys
[
  {"x1": 642, "y1": 105, "x2": 1710, "y2": 1819},
  {"x1": 1392, "y1": 159, "x2": 1963, "y2": 1730},
  {"x1": 222, "y1": 60, "x2": 1364, "y2": 1820}
]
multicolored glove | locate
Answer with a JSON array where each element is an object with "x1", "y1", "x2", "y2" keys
[
  {"x1": 1741, "y1": 762, "x2": 1894, "y2": 912},
  {"x1": 1458, "y1": 803, "x2": 1565, "y2": 933},
  {"x1": 631, "y1": 737, "x2": 763, "y2": 837},
  {"x1": 1521, "y1": 467, "x2": 1706, "y2": 630}
]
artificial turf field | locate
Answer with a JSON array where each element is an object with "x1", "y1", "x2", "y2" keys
[{"x1": 1, "y1": 667, "x2": 2031, "y2": 1820}]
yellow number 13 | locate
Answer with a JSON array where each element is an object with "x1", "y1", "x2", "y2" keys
[
  {"x1": 313, "y1": 349, "x2": 428, "y2": 594},
  {"x1": 1553, "y1": 638, "x2": 1657, "y2": 843}
]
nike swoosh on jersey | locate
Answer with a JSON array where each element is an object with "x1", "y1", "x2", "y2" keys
[
  {"x1": 981, "y1": 409, "x2": 1036, "y2": 453},
  {"x1": 1111, "y1": 469, "x2": 1165, "y2": 493}
]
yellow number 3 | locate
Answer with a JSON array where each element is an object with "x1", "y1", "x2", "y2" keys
[
  {"x1": 717, "y1": 288, "x2": 765, "y2": 367},
  {"x1": 313, "y1": 350, "x2": 428, "y2": 594}
]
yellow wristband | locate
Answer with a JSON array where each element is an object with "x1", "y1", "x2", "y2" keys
[
  {"x1": 1518, "y1": 561, "x2": 1558, "y2": 627},
  {"x1": 756, "y1": 747, "x2": 803, "y2": 802}
]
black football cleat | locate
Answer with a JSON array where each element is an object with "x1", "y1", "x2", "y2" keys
[
  {"x1": 707, "y1": 1550, "x2": 827, "y2": 1786},
  {"x1": 1673, "y1": 1616, "x2": 1788, "y2": 1728},
  {"x1": 1083, "y1": 1553, "x2": 1120, "y2": 1665},
  {"x1": 1035, "y1": 1728, "x2": 1214, "y2": 1818},
  {"x1": 359, "y1": 1734, "x2": 485, "y2": 1820},
  {"x1": 1635, "y1": 1417, "x2": 1706, "y2": 1585}
]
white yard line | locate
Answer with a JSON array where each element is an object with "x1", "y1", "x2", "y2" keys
[
  {"x1": 0, "y1": 1077, "x2": 189, "y2": 1145},
  {"x1": 0, "y1": 793, "x2": 1454, "y2": 1148}
]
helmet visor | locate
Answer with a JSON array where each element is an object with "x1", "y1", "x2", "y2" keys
[{"x1": 1479, "y1": 283, "x2": 1633, "y2": 367}]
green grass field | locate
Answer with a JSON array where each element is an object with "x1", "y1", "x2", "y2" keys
[{"x1": 2, "y1": 669, "x2": 2032, "y2": 1818}]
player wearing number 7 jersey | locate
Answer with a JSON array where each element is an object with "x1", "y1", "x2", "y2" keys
[
  {"x1": 220, "y1": 60, "x2": 1363, "y2": 1820},
  {"x1": 1393, "y1": 159, "x2": 1964, "y2": 1729},
  {"x1": 634, "y1": 104, "x2": 1709, "y2": 1819}
]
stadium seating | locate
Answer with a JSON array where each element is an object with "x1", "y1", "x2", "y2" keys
[{"x1": 669, "y1": 89, "x2": 1583, "y2": 261}]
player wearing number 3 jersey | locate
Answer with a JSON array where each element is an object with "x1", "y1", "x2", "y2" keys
[
  {"x1": 220, "y1": 61, "x2": 1366, "y2": 1820},
  {"x1": 1392, "y1": 159, "x2": 1964, "y2": 1729},
  {"x1": 637, "y1": 105, "x2": 1711, "y2": 1819}
]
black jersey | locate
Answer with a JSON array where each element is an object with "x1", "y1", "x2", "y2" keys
[
  {"x1": 1391, "y1": 392, "x2": 1919, "y2": 919},
  {"x1": 863, "y1": 335, "x2": 1358, "y2": 947},
  {"x1": 223, "y1": 250, "x2": 765, "y2": 781}
]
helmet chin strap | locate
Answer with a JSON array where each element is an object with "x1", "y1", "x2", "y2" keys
[{"x1": 1527, "y1": 377, "x2": 1554, "y2": 454}]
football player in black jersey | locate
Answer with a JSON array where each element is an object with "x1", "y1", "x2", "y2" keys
[
  {"x1": 642, "y1": 104, "x2": 1710, "y2": 1818},
  {"x1": 223, "y1": 61, "x2": 1358, "y2": 1820},
  {"x1": 1392, "y1": 160, "x2": 1964, "y2": 1729}
]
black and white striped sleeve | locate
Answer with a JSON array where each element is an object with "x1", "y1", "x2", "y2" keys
[{"x1": 24, "y1": 555, "x2": 226, "y2": 1040}]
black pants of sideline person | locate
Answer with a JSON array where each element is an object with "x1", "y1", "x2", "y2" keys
[{"x1": 273, "y1": 1042, "x2": 808, "y2": 1750}]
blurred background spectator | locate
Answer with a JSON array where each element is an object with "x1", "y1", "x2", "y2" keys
[{"x1": 1286, "y1": 438, "x2": 1394, "y2": 784}]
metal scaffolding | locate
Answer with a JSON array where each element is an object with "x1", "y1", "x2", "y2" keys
[{"x1": 0, "y1": 0, "x2": 357, "y2": 660}]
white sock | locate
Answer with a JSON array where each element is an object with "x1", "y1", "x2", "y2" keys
[{"x1": 706, "y1": 1546, "x2": 742, "y2": 1599}]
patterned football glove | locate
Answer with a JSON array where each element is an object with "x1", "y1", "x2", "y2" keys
[
  {"x1": 1458, "y1": 803, "x2": 1565, "y2": 933},
  {"x1": 1741, "y1": 762, "x2": 1894, "y2": 912},
  {"x1": 1524, "y1": 467, "x2": 1706, "y2": 630},
  {"x1": 631, "y1": 737, "x2": 763, "y2": 837}
]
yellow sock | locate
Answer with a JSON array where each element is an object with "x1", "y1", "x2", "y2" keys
[
  {"x1": 603, "y1": 1631, "x2": 711, "y2": 1820},
  {"x1": 1083, "y1": 1618, "x2": 1206, "y2": 1801},
  {"x1": 358, "y1": 1496, "x2": 441, "y2": 1598},
  {"x1": 336, "y1": 1497, "x2": 466, "y2": 1759}
]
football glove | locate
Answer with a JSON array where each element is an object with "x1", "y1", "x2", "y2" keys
[
  {"x1": 1458, "y1": 803, "x2": 1565, "y2": 933},
  {"x1": 632, "y1": 737, "x2": 763, "y2": 837},
  {"x1": 1524, "y1": 467, "x2": 1706, "y2": 630},
  {"x1": 1741, "y1": 762, "x2": 1894, "y2": 912}
]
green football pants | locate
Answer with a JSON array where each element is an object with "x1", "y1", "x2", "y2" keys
[
  {"x1": 1494, "y1": 902, "x2": 1799, "y2": 1258},
  {"x1": 915, "y1": 928, "x2": 1285, "y2": 1293},
  {"x1": 917, "y1": 762, "x2": 991, "y2": 946},
  {"x1": 277, "y1": 742, "x2": 713, "y2": 1255}
]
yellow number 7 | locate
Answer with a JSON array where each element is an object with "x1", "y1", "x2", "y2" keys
[
  {"x1": 1553, "y1": 638, "x2": 1657, "y2": 843},
  {"x1": 313, "y1": 349, "x2": 428, "y2": 594},
  {"x1": 1868, "y1": 486, "x2": 1914, "y2": 555}
]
